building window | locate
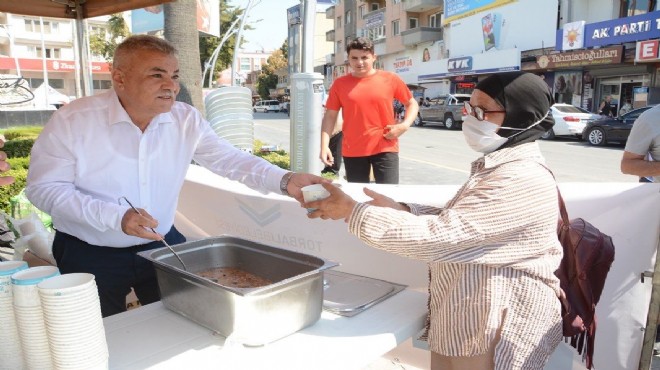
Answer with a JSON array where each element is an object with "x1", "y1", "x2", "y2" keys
[
  {"x1": 28, "y1": 78, "x2": 64, "y2": 89},
  {"x1": 337, "y1": 40, "x2": 342, "y2": 55},
  {"x1": 345, "y1": 10, "x2": 352, "y2": 25},
  {"x1": 370, "y1": 3, "x2": 379, "y2": 11},
  {"x1": 337, "y1": 16, "x2": 342, "y2": 29},
  {"x1": 621, "y1": 0, "x2": 657, "y2": 15},
  {"x1": 24, "y1": 19, "x2": 57, "y2": 33},
  {"x1": 368, "y1": 25, "x2": 386, "y2": 41},
  {"x1": 359, "y1": 5, "x2": 365, "y2": 18},
  {"x1": 240, "y1": 57, "x2": 250, "y2": 71},
  {"x1": 93, "y1": 80, "x2": 112, "y2": 90},
  {"x1": 36, "y1": 47, "x2": 61, "y2": 59},
  {"x1": 429, "y1": 13, "x2": 440, "y2": 28},
  {"x1": 409, "y1": 17, "x2": 419, "y2": 29},
  {"x1": 392, "y1": 20, "x2": 400, "y2": 36}
]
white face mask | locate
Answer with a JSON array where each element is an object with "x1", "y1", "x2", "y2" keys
[{"x1": 462, "y1": 115, "x2": 508, "y2": 154}]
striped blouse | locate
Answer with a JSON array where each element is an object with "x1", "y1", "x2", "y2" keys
[{"x1": 348, "y1": 142, "x2": 563, "y2": 368}]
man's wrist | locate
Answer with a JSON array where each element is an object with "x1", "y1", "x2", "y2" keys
[{"x1": 280, "y1": 171, "x2": 294, "y2": 196}]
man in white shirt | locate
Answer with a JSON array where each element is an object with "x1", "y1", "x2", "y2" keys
[
  {"x1": 620, "y1": 104, "x2": 660, "y2": 183},
  {"x1": 26, "y1": 35, "x2": 324, "y2": 317}
]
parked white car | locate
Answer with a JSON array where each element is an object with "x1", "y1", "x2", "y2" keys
[
  {"x1": 542, "y1": 103, "x2": 601, "y2": 140},
  {"x1": 253, "y1": 100, "x2": 280, "y2": 113}
]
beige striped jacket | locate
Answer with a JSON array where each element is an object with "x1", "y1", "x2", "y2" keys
[{"x1": 348, "y1": 142, "x2": 563, "y2": 368}]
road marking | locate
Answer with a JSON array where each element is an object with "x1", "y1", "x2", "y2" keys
[{"x1": 400, "y1": 155, "x2": 470, "y2": 174}]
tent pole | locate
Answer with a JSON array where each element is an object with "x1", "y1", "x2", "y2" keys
[{"x1": 75, "y1": 1, "x2": 93, "y2": 96}]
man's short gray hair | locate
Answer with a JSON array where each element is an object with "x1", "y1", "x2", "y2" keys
[{"x1": 113, "y1": 35, "x2": 177, "y2": 69}]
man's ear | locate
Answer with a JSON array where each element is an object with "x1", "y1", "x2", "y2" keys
[{"x1": 111, "y1": 69, "x2": 124, "y2": 89}]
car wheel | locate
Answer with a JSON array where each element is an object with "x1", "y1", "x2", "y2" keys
[
  {"x1": 587, "y1": 127, "x2": 606, "y2": 146},
  {"x1": 444, "y1": 116, "x2": 455, "y2": 130},
  {"x1": 541, "y1": 129, "x2": 555, "y2": 140}
]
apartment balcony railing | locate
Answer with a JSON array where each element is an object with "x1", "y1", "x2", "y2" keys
[
  {"x1": 401, "y1": 26, "x2": 442, "y2": 47},
  {"x1": 403, "y1": 0, "x2": 442, "y2": 13},
  {"x1": 326, "y1": 5, "x2": 335, "y2": 19},
  {"x1": 326, "y1": 29, "x2": 335, "y2": 42}
]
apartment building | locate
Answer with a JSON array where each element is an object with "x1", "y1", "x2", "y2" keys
[
  {"x1": 0, "y1": 12, "x2": 112, "y2": 100},
  {"x1": 325, "y1": 0, "x2": 660, "y2": 113}
]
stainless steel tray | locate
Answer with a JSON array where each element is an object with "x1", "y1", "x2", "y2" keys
[
  {"x1": 322, "y1": 270, "x2": 406, "y2": 317},
  {"x1": 138, "y1": 235, "x2": 338, "y2": 345}
]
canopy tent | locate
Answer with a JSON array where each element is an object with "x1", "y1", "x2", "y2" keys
[
  {"x1": 32, "y1": 83, "x2": 71, "y2": 107},
  {"x1": 0, "y1": 0, "x2": 174, "y2": 97}
]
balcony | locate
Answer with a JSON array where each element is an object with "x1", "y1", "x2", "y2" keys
[
  {"x1": 404, "y1": 0, "x2": 442, "y2": 13},
  {"x1": 401, "y1": 27, "x2": 442, "y2": 47},
  {"x1": 326, "y1": 5, "x2": 335, "y2": 19},
  {"x1": 326, "y1": 29, "x2": 335, "y2": 42}
]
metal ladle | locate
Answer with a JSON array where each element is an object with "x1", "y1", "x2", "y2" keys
[{"x1": 119, "y1": 197, "x2": 188, "y2": 271}]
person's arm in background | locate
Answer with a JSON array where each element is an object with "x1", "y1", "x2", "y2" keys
[
  {"x1": 621, "y1": 151, "x2": 660, "y2": 177},
  {"x1": 0, "y1": 136, "x2": 14, "y2": 186},
  {"x1": 384, "y1": 97, "x2": 419, "y2": 140},
  {"x1": 320, "y1": 109, "x2": 339, "y2": 167}
]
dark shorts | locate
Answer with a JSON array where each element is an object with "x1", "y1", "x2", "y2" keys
[
  {"x1": 343, "y1": 152, "x2": 399, "y2": 184},
  {"x1": 52, "y1": 226, "x2": 186, "y2": 317}
]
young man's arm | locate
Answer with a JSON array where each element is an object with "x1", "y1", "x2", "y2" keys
[
  {"x1": 320, "y1": 109, "x2": 340, "y2": 166},
  {"x1": 621, "y1": 151, "x2": 660, "y2": 177}
]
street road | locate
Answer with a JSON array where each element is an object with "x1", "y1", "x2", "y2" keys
[{"x1": 251, "y1": 112, "x2": 637, "y2": 185}]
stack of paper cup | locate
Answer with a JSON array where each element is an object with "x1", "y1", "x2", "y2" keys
[
  {"x1": 38, "y1": 273, "x2": 108, "y2": 370},
  {"x1": 12, "y1": 266, "x2": 60, "y2": 370},
  {"x1": 0, "y1": 260, "x2": 28, "y2": 370}
]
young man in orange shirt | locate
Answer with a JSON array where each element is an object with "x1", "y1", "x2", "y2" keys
[{"x1": 320, "y1": 38, "x2": 419, "y2": 184}]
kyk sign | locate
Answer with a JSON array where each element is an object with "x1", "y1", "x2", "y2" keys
[{"x1": 635, "y1": 39, "x2": 660, "y2": 62}]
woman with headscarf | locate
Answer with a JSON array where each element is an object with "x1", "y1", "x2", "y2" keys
[{"x1": 305, "y1": 72, "x2": 563, "y2": 369}]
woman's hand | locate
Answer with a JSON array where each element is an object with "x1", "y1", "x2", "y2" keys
[{"x1": 305, "y1": 183, "x2": 357, "y2": 221}]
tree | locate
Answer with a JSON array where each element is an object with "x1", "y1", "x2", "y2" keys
[
  {"x1": 164, "y1": 1, "x2": 203, "y2": 112},
  {"x1": 88, "y1": 14, "x2": 129, "y2": 63},
  {"x1": 256, "y1": 45, "x2": 287, "y2": 100},
  {"x1": 198, "y1": 3, "x2": 253, "y2": 86}
]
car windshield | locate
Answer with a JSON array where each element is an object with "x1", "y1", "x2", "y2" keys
[{"x1": 554, "y1": 105, "x2": 587, "y2": 114}]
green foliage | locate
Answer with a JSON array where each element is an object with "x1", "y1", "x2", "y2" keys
[
  {"x1": 1, "y1": 126, "x2": 42, "y2": 140},
  {"x1": 7, "y1": 157, "x2": 30, "y2": 170},
  {"x1": 252, "y1": 140, "x2": 290, "y2": 170},
  {"x1": 4, "y1": 139, "x2": 35, "y2": 159},
  {"x1": 256, "y1": 49, "x2": 288, "y2": 99},
  {"x1": 0, "y1": 166, "x2": 27, "y2": 215},
  {"x1": 88, "y1": 14, "x2": 129, "y2": 63}
]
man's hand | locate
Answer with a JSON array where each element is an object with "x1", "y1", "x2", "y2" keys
[
  {"x1": 286, "y1": 173, "x2": 330, "y2": 203},
  {"x1": 305, "y1": 183, "x2": 357, "y2": 221},
  {"x1": 383, "y1": 123, "x2": 409, "y2": 140},
  {"x1": 121, "y1": 208, "x2": 162, "y2": 241},
  {"x1": 320, "y1": 146, "x2": 335, "y2": 167}
]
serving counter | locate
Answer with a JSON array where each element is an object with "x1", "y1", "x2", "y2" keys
[{"x1": 104, "y1": 288, "x2": 428, "y2": 370}]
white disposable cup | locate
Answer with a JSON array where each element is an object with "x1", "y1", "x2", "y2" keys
[
  {"x1": 0, "y1": 260, "x2": 28, "y2": 297},
  {"x1": 302, "y1": 183, "x2": 340, "y2": 213},
  {"x1": 37, "y1": 273, "x2": 95, "y2": 297},
  {"x1": 12, "y1": 266, "x2": 60, "y2": 307}
]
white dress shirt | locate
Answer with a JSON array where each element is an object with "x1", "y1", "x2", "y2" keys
[{"x1": 26, "y1": 90, "x2": 287, "y2": 248}]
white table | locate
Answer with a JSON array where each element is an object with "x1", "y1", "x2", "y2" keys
[{"x1": 104, "y1": 289, "x2": 428, "y2": 370}]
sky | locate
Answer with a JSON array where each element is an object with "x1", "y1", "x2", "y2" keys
[{"x1": 229, "y1": 0, "x2": 331, "y2": 52}]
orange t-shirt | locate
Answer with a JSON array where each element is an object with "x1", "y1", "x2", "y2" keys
[{"x1": 325, "y1": 70, "x2": 412, "y2": 157}]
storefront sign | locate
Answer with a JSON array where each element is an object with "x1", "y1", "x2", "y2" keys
[
  {"x1": 561, "y1": 21, "x2": 586, "y2": 50},
  {"x1": 556, "y1": 10, "x2": 660, "y2": 50},
  {"x1": 530, "y1": 46, "x2": 622, "y2": 69},
  {"x1": 418, "y1": 47, "x2": 520, "y2": 80},
  {"x1": 393, "y1": 57, "x2": 413, "y2": 74},
  {"x1": 287, "y1": 5, "x2": 301, "y2": 26},
  {"x1": 0, "y1": 57, "x2": 110, "y2": 73},
  {"x1": 635, "y1": 39, "x2": 660, "y2": 62},
  {"x1": 364, "y1": 12, "x2": 384, "y2": 28}
]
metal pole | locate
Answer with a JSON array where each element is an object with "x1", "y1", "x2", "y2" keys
[
  {"x1": 1, "y1": 25, "x2": 21, "y2": 76},
  {"x1": 301, "y1": 0, "x2": 317, "y2": 73},
  {"x1": 231, "y1": 0, "x2": 254, "y2": 87},
  {"x1": 38, "y1": 17, "x2": 49, "y2": 106},
  {"x1": 203, "y1": 16, "x2": 241, "y2": 87},
  {"x1": 75, "y1": 1, "x2": 93, "y2": 97}
]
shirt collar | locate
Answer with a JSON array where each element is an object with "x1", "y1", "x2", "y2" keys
[
  {"x1": 473, "y1": 142, "x2": 545, "y2": 170},
  {"x1": 107, "y1": 89, "x2": 176, "y2": 130}
]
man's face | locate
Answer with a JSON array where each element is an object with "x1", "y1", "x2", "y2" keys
[
  {"x1": 348, "y1": 49, "x2": 376, "y2": 78},
  {"x1": 112, "y1": 49, "x2": 180, "y2": 126}
]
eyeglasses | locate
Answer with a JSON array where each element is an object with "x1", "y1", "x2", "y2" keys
[{"x1": 464, "y1": 101, "x2": 506, "y2": 121}]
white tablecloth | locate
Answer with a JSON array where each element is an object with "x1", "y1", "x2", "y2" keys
[{"x1": 104, "y1": 289, "x2": 428, "y2": 370}]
